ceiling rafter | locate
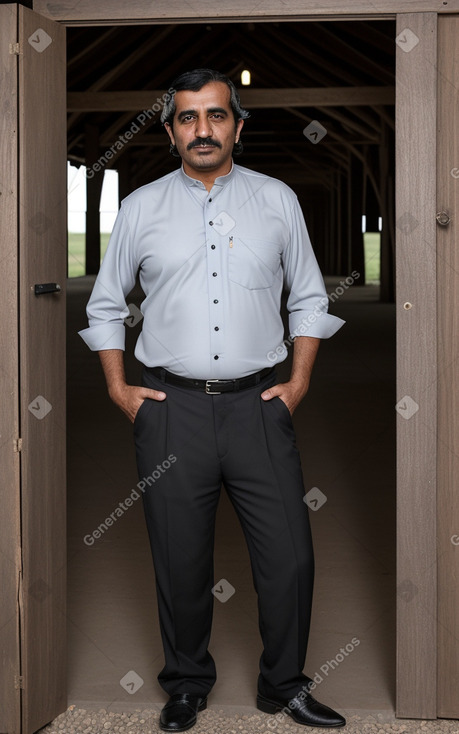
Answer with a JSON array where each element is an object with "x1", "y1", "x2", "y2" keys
[
  {"x1": 65, "y1": 20, "x2": 395, "y2": 192},
  {"x1": 94, "y1": 29, "x2": 238, "y2": 146},
  {"x1": 67, "y1": 25, "x2": 176, "y2": 129}
]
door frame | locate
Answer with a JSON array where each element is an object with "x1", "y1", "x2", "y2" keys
[{"x1": 6, "y1": 0, "x2": 447, "y2": 724}]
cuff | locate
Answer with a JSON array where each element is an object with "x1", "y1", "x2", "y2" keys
[
  {"x1": 78, "y1": 323, "x2": 126, "y2": 351},
  {"x1": 288, "y1": 310, "x2": 345, "y2": 339}
]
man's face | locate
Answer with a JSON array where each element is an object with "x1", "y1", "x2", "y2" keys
[{"x1": 165, "y1": 81, "x2": 244, "y2": 176}]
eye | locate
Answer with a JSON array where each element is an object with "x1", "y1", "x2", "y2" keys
[{"x1": 181, "y1": 115, "x2": 195, "y2": 123}]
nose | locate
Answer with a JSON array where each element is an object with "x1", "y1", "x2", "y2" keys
[{"x1": 194, "y1": 114, "x2": 212, "y2": 139}]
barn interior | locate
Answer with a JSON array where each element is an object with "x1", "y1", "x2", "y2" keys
[{"x1": 65, "y1": 19, "x2": 396, "y2": 715}]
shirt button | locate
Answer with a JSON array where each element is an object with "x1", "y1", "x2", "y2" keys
[
  {"x1": 209, "y1": 220, "x2": 213, "y2": 226},
  {"x1": 211, "y1": 244, "x2": 216, "y2": 250},
  {"x1": 214, "y1": 326, "x2": 219, "y2": 331},
  {"x1": 212, "y1": 272, "x2": 217, "y2": 277},
  {"x1": 214, "y1": 355, "x2": 219, "y2": 360},
  {"x1": 213, "y1": 299, "x2": 218, "y2": 304},
  {"x1": 209, "y1": 198, "x2": 212, "y2": 202}
]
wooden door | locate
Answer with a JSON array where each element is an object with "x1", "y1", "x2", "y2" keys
[
  {"x1": 0, "y1": 5, "x2": 22, "y2": 733},
  {"x1": 395, "y1": 12, "x2": 438, "y2": 719},
  {"x1": 437, "y1": 13, "x2": 459, "y2": 720},
  {"x1": 0, "y1": 5, "x2": 67, "y2": 733}
]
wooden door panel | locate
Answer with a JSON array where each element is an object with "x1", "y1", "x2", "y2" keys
[
  {"x1": 0, "y1": 6, "x2": 21, "y2": 734},
  {"x1": 395, "y1": 12, "x2": 437, "y2": 719},
  {"x1": 437, "y1": 13, "x2": 459, "y2": 719},
  {"x1": 18, "y1": 7, "x2": 67, "y2": 733}
]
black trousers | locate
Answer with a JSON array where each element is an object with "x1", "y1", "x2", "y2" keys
[{"x1": 133, "y1": 366, "x2": 314, "y2": 700}]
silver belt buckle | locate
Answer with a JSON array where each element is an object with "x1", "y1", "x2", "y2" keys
[{"x1": 205, "y1": 379, "x2": 223, "y2": 395}]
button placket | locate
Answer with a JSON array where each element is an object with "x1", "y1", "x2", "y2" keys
[{"x1": 205, "y1": 202, "x2": 223, "y2": 371}]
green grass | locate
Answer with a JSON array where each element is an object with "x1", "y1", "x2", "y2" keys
[
  {"x1": 68, "y1": 231, "x2": 382, "y2": 284},
  {"x1": 363, "y1": 232, "x2": 381, "y2": 284},
  {"x1": 68, "y1": 232, "x2": 111, "y2": 278}
]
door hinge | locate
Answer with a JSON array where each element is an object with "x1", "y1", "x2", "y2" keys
[
  {"x1": 9, "y1": 43, "x2": 21, "y2": 55},
  {"x1": 14, "y1": 438, "x2": 23, "y2": 452},
  {"x1": 14, "y1": 675, "x2": 24, "y2": 690}
]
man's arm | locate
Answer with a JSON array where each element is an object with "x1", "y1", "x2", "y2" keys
[
  {"x1": 260, "y1": 336, "x2": 320, "y2": 415},
  {"x1": 99, "y1": 349, "x2": 166, "y2": 423}
]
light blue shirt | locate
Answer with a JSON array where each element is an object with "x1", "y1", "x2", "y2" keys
[{"x1": 79, "y1": 162, "x2": 345, "y2": 379}]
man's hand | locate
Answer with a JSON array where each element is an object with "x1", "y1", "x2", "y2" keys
[
  {"x1": 260, "y1": 381, "x2": 308, "y2": 416},
  {"x1": 98, "y1": 349, "x2": 166, "y2": 423},
  {"x1": 261, "y1": 335, "x2": 321, "y2": 415},
  {"x1": 109, "y1": 384, "x2": 166, "y2": 423}
]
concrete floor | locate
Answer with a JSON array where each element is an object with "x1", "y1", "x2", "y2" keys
[{"x1": 66, "y1": 275, "x2": 396, "y2": 719}]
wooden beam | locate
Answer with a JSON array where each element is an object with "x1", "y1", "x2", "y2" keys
[
  {"x1": 395, "y1": 11, "x2": 437, "y2": 719},
  {"x1": 68, "y1": 86, "x2": 395, "y2": 112},
  {"x1": 67, "y1": 26, "x2": 175, "y2": 129},
  {"x1": 67, "y1": 26, "x2": 119, "y2": 68},
  {"x1": 96, "y1": 29, "x2": 239, "y2": 145},
  {"x1": 314, "y1": 23, "x2": 395, "y2": 85},
  {"x1": 33, "y1": 0, "x2": 459, "y2": 24}
]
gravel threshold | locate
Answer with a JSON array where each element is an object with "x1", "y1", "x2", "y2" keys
[{"x1": 37, "y1": 705, "x2": 459, "y2": 733}]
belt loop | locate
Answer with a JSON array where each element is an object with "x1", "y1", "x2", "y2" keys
[{"x1": 159, "y1": 367, "x2": 167, "y2": 383}]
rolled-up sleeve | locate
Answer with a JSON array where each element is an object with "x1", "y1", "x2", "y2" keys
[
  {"x1": 282, "y1": 197, "x2": 345, "y2": 339},
  {"x1": 78, "y1": 207, "x2": 138, "y2": 351}
]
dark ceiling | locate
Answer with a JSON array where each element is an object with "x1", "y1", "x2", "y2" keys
[{"x1": 66, "y1": 20, "x2": 395, "y2": 190}]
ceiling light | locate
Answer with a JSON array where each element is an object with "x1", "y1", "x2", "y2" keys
[{"x1": 241, "y1": 69, "x2": 251, "y2": 86}]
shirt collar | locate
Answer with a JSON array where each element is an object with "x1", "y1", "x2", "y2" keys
[{"x1": 179, "y1": 161, "x2": 235, "y2": 189}]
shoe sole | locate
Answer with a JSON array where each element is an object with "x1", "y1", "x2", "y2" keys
[
  {"x1": 159, "y1": 699, "x2": 207, "y2": 732},
  {"x1": 257, "y1": 694, "x2": 346, "y2": 728}
]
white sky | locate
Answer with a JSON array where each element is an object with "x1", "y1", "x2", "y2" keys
[{"x1": 67, "y1": 162, "x2": 119, "y2": 233}]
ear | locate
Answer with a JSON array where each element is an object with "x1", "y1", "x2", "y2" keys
[
  {"x1": 235, "y1": 118, "x2": 244, "y2": 144},
  {"x1": 164, "y1": 122, "x2": 175, "y2": 146}
]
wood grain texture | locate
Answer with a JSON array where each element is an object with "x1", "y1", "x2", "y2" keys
[
  {"x1": 67, "y1": 86, "x2": 396, "y2": 112},
  {"x1": 436, "y1": 14, "x2": 459, "y2": 719},
  {"x1": 395, "y1": 12, "x2": 437, "y2": 719},
  {"x1": 18, "y1": 7, "x2": 67, "y2": 733},
  {"x1": 33, "y1": 0, "x2": 459, "y2": 24},
  {"x1": 0, "y1": 6, "x2": 22, "y2": 734}
]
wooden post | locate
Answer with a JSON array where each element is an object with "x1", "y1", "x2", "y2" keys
[
  {"x1": 85, "y1": 124, "x2": 104, "y2": 274},
  {"x1": 117, "y1": 150, "x2": 131, "y2": 206},
  {"x1": 380, "y1": 123, "x2": 395, "y2": 301},
  {"x1": 349, "y1": 152, "x2": 366, "y2": 281}
]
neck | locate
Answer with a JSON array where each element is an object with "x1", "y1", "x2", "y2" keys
[{"x1": 183, "y1": 160, "x2": 232, "y2": 192}]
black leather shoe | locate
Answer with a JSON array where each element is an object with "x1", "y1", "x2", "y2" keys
[
  {"x1": 257, "y1": 689, "x2": 346, "y2": 728},
  {"x1": 159, "y1": 693, "x2": 207, "y2": 732}
]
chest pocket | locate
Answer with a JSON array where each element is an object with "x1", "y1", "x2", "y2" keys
[{"x1": 228, "y1": 237, "x2": 282, "y2": 290}]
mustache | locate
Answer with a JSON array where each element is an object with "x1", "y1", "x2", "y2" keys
[{"x1": 188, "y1": 137, "x2": 222, "y2": 150}]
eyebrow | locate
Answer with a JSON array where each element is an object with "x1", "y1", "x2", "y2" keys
[{"x1": 177, "y1": 107, "x2": 229, "y2": 120}]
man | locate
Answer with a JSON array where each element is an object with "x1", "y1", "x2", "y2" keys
[{"x1": 79, "y1": 68, "x2": 346, "y2": 731}]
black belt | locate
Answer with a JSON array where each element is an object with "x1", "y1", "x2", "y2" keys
[{"x1": 149, "y1": 366, "x2": 275, "y2": 394}]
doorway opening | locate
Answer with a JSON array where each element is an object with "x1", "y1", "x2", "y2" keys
[{"x1": 65, "y1": 19, "x2": 396, "y2": 713}]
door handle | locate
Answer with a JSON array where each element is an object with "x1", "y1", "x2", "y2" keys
[{"x1": 33, "y1": 283, "x2": 61, "y2": 295}]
